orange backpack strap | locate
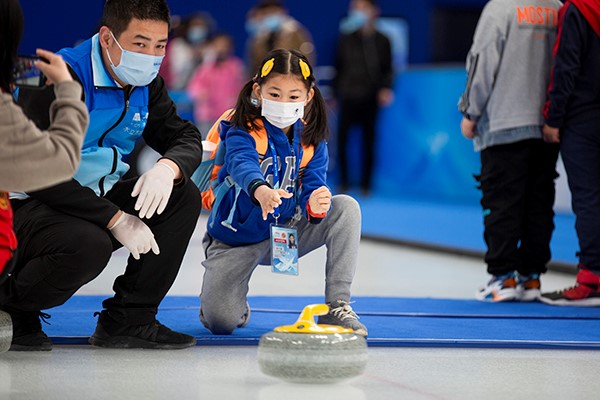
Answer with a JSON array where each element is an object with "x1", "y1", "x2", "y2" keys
[
  {"x1": 200, "y1": 109, "x2": 235, "y2": 210},
  {"x1": 300, "y1": 145, "x2": 314, "y2": 168},
  {"x1": 248, "y1": 118, "x2": 269, "y2": 158}
]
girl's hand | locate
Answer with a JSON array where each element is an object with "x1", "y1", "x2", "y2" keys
[
  {"x1": 308, "y1": 186, "x2": 331, "y2": 215},
  {"x1": 254, "y1": 185, "x2": 293, "y2": 220}
]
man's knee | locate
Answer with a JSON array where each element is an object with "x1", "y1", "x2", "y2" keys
[
  {"x1": 171, "y1": 181, "x2": 201, "y2": 216},
  {"x1": 55, "y1": 224, "x2": 113, "y2": 279}
]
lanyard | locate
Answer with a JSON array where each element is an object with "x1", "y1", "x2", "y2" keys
[{"x1": 267, "y1": 131, "x2": 304, "y2": 224}]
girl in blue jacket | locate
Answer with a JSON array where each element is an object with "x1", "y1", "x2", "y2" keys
[{"x1": 200, "y1": 49, "x2": 367, "y2": 336}]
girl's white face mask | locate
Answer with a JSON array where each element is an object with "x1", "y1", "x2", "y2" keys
[{"x1": 261, "y1": 98, "x2": 305, "y2": 129}]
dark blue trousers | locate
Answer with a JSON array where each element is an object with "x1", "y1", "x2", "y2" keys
[{"x1": 560, "y1": 117, "x2": 600, "y2": 273}]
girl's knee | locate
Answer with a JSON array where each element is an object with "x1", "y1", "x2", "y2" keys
[
  {"x1": 199, "y1": 297, "x2": 247, "y2": 335},
  {"x1": 199, "y1": 308, "x2": 239, "y2": 335},
  {"x1": 332, "y1": 194, "x2": 361, "y2": 221}
]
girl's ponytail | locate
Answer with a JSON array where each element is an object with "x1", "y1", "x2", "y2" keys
[
  {"x1": 302, "y1": 84, "x2": 329, "y2": 147},
  {"x1": 231, "y1": 79, "x2": 262, "y2": 132}
]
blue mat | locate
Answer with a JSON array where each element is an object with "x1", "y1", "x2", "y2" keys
[
  {"x1": 358, "y1": 196, "x2": 578, "y2": 268},
  {"x1": 43, "y1": 296, "x2": 600, "y2": 350}
]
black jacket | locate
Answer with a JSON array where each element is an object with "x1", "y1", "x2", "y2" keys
[{"x1": 334, "y1": 29, "x2": 393, "y2": 101}]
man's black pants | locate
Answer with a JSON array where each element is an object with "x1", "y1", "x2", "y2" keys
[{"x1": 0, "y1": 178, "x2": 201, "y2": 325}]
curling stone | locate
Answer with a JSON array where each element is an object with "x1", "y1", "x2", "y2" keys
[
  {"x1": 0, "y1": 310, "x2": 12, "y2": 353},
  {"x1": 258, "y1": 304, "x2": 367, "y2": 384}
]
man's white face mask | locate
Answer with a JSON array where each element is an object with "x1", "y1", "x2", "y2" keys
[{"x1": 106, "y1": 31, "x2": 164, "y2": 87}]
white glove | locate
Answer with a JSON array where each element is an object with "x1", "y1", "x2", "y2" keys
[
  {"x1": 109, "y1": 212, "x2": 160, "y2": 260},
  {"x1": 131, "y1": 162, "x2": 176, "y2": 219}
]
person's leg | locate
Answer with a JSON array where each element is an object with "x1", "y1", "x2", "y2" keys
[
  {"x1": 295, "y1": 195, "x2": 361, "y2": 303},
  {"x1": 541, "y1": 119, "x2": 600, "y2": 306},
  {"x1": 358, "y1": 100, "x2": 379, "y2": 193},
  {"x1": 199, "y1": 234, "x2": 269, "y2": 335},
  {"x1": 519, "y1": 140, "x2": 559, "y2": 274},
  {"x1": 100, "y1": 178, "x2": 201, "y2": 325},
  {"x1": 477, "y1": 141, "x2": 531, "y2": 301},
  {"x1": 89, "y1": 178, "x2": 201, "y2": 348},
  {"x1": 3, "y1": 201, "x2": 112, "y2": 310},
  {"x1": 1, "y1": 200, "x2": 112, "y2": 350},
  {"x1": 560, "y1": 121, "x2": 600, "y2": 273},
  {"x1": 294, "y1": 194, "x2": 366, "y2": 335},
  {"x1": 336, "y1": 101, "x2": 355, "y2": 191},
  {"x1": 480, "y1": 142, "x2": 530, "y2": 274}
]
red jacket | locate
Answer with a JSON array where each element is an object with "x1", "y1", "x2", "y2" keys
[{"x1": 0, "y1": 192, "x2": 17, "y2": 274}]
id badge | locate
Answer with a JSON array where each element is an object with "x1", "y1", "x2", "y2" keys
[{"x1": 270, "y1": 225, "x2": 299, "y2": 275}]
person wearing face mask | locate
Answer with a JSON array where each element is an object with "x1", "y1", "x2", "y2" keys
[
  {"x1": 3, "y1": 0, "x2": 203, "y2": 351},
  {"x1": 198, "y1": 49, "x2": 368, "y2": 338},
  {"x1": 247, "y1": 0, "x2": 315, "y2": 77},
  {"x1": 0, "y1": 0, "x2": 89, "y2": 287},
  {"x1": 187, "y1": 33, "x2": 245, "y2": 137},
  {"x1": 162, "y1": 12, "x2": 214, "y2": 90},
  {"x1": 334, "y1": 0, "x2": 393, "y2": 195}
]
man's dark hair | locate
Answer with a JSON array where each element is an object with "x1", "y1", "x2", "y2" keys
[
  {"x1": 255, "y1": 0, "x2": 285, "y2": 11},
  {"x1": 0, "y1": 0, "x2": 24, "y2": 93},
  {"x1": 101, "y1": 0, "x2": 171, "y2": 38}
]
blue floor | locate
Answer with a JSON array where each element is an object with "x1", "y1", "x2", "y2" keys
[
  {"x1": 45, "y1": 295, "x2": 600, "y2": 350},
  {"x1": 358, "y1": 195, "x2": 578, "y2": 267}
]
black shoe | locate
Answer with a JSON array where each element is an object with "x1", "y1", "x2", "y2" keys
[
  {"x1": 89, "y1": 311, "x2": 196, "y2": 349},
  {"x1": 0, "y1": 307, "x2": 52, "y2": 351}
]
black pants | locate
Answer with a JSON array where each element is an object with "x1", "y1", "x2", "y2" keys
[
  {"x1": 560, "y1": 117, "x2": 600, "y2": 272},
  {"x1": 479, "y1": 139, "x2": 559, "y2": 276},
  {"x1": 337, "y1": 98, "x2": 379, "y2": 191},
  {"x1": 0, "y1": 178, "x2": 201, "y2": 325}
]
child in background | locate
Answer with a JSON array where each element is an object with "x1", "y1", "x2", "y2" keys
[
  {"x1": 187, "y1": 33, "x2": 245, "y2": 137},
  {"x1": 199, "y1": 49, "x2": 367, "y2": 336},
  {"x1": 541, "y1": 0, "x2": 600, "y2": 306},
  {"x1": 458, "y1": 0, "x2": 562, "y2": 302}
]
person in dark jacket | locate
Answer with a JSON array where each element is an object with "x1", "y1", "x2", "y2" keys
[
  {"x1": 541, "y1": 0, "x2": 600, "y2": 306},
  {"x1": 334, "y1": 0, "x2": 393, "y2": 195},
  {"x1": 0, "y1": 0, "x2": 203, "y2": 351}
]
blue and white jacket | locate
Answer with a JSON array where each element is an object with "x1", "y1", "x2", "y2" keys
[
  {"x1": 14, "y1": 34, "x2": 202, "y2": 226},
  {"x1": 207, "y1": 118, "x2": 329, "y2": 247}
]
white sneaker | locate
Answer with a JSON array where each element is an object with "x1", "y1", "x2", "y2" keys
[
  {"x1": 517, "y1": 273, "x2": 541, "y2": 302},
  {"x1": 476, "y1": 272, "x2": 519, "y2": 302}
]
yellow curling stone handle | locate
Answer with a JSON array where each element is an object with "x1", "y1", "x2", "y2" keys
[{"x1": 274, "y1": 304, "x2": 354, "y2": 334}]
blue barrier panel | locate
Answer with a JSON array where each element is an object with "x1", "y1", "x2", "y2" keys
[{"x1": 374, "y1": 67, "x2": 480, "y2": 205}]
